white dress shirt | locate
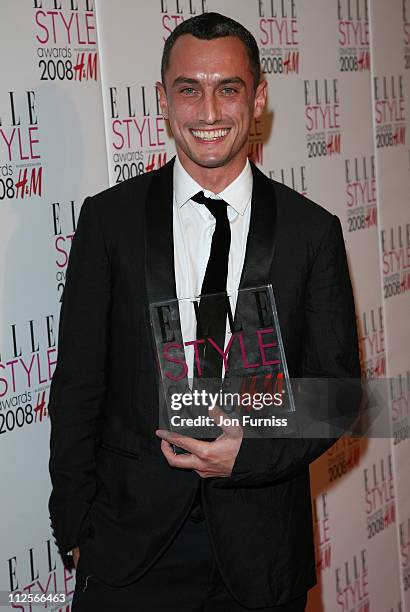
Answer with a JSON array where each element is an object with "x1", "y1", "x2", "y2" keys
[{"x1": 173, "y1": 156, "x2": 253, "y2": 380}]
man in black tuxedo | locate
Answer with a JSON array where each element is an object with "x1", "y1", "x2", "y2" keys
[{"x1": 49, "y1": 12, "x2": 361, "y2": 612}]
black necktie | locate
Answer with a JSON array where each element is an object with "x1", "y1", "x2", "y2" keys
[{"x1": 191, "y1": 191, "x2": 231, "y2": 382}]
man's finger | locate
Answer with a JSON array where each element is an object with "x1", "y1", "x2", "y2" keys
[
  {"x1": 208, "y1": 405, "x2": 243, "y2": 437},
  {"x1": 156, "y1": 429, "x2": 211, "y2": 456},
  {"x1": 160, "y1": 439, "x2": 204, "y2": 470},
  {"x1": 195, "y1": 470, "x2": 212, "y2": 478}
]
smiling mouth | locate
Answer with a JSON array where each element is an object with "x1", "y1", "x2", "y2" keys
[{"x1": 190, "y1": 128, "x2": 231, "y2": 141}]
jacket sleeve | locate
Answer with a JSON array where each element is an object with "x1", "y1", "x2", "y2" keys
[
  {"x1": 213, "y1": 215, "x2": 361, "y2": 489},
  {"x1": 48, "y1": 196, "x2": 111, "y2": 555}
]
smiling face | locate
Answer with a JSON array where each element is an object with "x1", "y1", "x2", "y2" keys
[{"x1": 157, "y1": 34, "x2": 266, "y2": 188}]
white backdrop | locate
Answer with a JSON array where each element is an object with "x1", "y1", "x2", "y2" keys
[{"x1": 0, "y1": 1, "x2": 408, "y2": 610}]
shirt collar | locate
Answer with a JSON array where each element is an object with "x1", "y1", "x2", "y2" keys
[{"x1": 173, "y1": 156, "x2": 252, "y2": 216}]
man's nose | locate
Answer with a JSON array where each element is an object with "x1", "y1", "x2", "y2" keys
[{"x1": 199, "y1": 91, "x2": 222, "y2": 124}]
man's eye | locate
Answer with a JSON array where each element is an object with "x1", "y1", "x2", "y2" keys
[
  {"x1": 221, "y1": 87, "x2": 237, "y2": 95},
  {"x1": 181, "y1": 87, "x2": 196, "y2": 95}
]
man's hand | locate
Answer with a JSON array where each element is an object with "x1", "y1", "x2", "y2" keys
[
  {"x1": 72, "y1": 547, "x2": 80, "y2": 569},
  {"x1": 156, "y1": 406, "x2": 243, "y2": 478}
]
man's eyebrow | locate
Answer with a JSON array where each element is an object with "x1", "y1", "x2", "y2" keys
[
  {"x1": 218, "y1": 77, "x2": 246, "y2": 87},
  {"x1": 172, "y1": 77, "x2": 200, "y2": 87},
  {"x1": 171, "y1": 76, "x2": 246, "y2": 87}
]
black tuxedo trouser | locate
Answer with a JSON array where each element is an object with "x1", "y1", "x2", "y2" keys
[{"x1": 71, "y1": 499, "x2": 307, "y2": 612}]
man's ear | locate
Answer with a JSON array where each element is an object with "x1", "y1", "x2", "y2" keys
[
  {"x1": 156, "y1": 81, "x2": 169, "y2": 120},
  {"x1": 254, "y1": 80, "x2": 267, "y2": 119}
]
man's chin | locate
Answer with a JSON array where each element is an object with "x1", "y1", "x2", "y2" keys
[
  {"x1": 188, "y1": 152, "x2": 232, "y2": 169},
  {"x1": 195, "y1": 159, "x2": 228, "y2": 169}
]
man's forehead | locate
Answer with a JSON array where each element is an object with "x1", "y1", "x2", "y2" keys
[
  {"x1": 166, "y1": 35, "x2": 251, "y2": 80},
  {"x1": 169, "y1": 34, "x2": 249, "y2": 64}
]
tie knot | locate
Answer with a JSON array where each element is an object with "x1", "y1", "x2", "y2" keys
[{"x1": 191, "y1": 191, "x2": 228, "y2": 221}]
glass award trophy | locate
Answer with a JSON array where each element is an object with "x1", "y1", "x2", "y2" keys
[{"x1": 149, "y1": 284, "x2": 296, "y2": 447}]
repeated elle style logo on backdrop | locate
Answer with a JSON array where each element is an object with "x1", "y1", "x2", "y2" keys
[
  {"x1": 363, "y1": 454, "x2": 396, "y2": 541},
  {"x1": 161, "y1": 0, "x2": 207, "y2": 40},
  {"x1": 304, "y1": 78, "x2": 341, "y2": 159},
  {"x1": 51, "y1": 199, "x2": 80, "y2": 303},
  {"x1": 381, "y1": 223, "x2": 410, "y2": 298},
  {"x1": 374, "y1": 75, "x2": 406, "y2": 148},
  {"x1": 326, "y1": 437, "x2": 361, "y2": 484},
  {"x1": 344, "y1": 155, "x2": 377, "y2": 233},
  {"x1": 358, "y1": 305, "x2": 386, "y2": 381},
  {"x1": 335, "y1": 548, "x2": 369, "y2": 612},
  {"x1": 33, "y1": 0, "x2": 98, "y2": 83},
  {"x1": 257, "y1": 0, "x2": 300, "y2": 76},
  {"x1": 338, "y1": 0, "x2": 370, "y2": 73},
  {"x1": 391, "y1": 370, "x2": 410, "y2": 446},
  {"x1": 0, "y1": 91, "x2": 42, "y2": 201},
  {"x1": 0, "y1": 315, "x2": 57, "y2": 438},
  {"x1": 268, "y1": 165, "x2": 308, "y2": 196},
  {"x1": 0, "y1": 1, "x2": 409, "y2": 609},
  {"x1": 109, "y1": 84, "x2": 167, "y2": 183},
  {"x1": 6, "y1": 539, "x2": 74, "y2": 608},
  {"x1": 313, "y1": 492, "x2": 332, "y2": 573}
]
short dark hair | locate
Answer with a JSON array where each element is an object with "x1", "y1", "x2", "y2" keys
[{"x1": 161, "y1": 12, "x2": 261, "y2": 90}]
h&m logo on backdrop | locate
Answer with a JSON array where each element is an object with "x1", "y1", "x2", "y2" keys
[
  {"x1": 363, "y1": 454, "x2": 395, "y2": 540},
  {"x1": 335, "y1": 549, "x2": 369, "y2": 611},
  {"x1": 374, "y1": 75, "x2": 406, "y2": 148},
  {"x1": 33, "y1": 0, "x2": 97, "y2": 82},
  {"x1": 258, "y1": 0, "x2": 300, "y2": 76},
  {"x1": 313, "y1": 492, "x2": 331, "y2": 573},
  {"x1": 358, "y1": 305, "x2": 385, "y2": 381},
  {"x1": 109, "y1": 84, "x2": 167, "y2": 182},
  {"x1": 0, "y1": 91, "x2": 42, "y2": 200},
  {"x1": 304, "y1": 78, "x2": 341, "y2": 159},
  {"x1": 161, "y1": 0, "x2": 207, "y2": 40},
  {"x1": 391, "y1": 370, "x2": 410, "y2": 446},
  {"x1": 345, "y1": 155, "x2": 377, "y2": 233},
  {"x1": 338, "y1": 0, "x2": 370, "y2": 72},
  {"x1": 381, "y1": 223, "x2": 410, "y2": 298}
]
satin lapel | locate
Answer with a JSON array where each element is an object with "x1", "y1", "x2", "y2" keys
[
  {"x1": 222, "y1": 164, "x2": 278, "y2": 385},
  {"x1": 145, "y1": 157, "x2": 176, "y2": 303},
  {"x1": 239, "y1": 162, "x2": 277, "y2": 289}
]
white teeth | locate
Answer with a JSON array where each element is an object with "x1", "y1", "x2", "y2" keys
[{"x1": 191, "y1": 129, "x2": 229, "y2": 140}]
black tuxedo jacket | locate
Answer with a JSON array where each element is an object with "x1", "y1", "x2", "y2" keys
[{"x1": 48, "y1": 158, "x2": 360, "y2": 608}]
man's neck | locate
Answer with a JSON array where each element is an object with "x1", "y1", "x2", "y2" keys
[{"x1": 176, "y1": 153, "x2": 248, "y2": 194}]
